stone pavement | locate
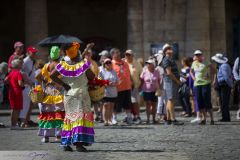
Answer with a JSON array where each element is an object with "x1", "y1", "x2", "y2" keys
[{"x1": 0, "y1": 111, "x2": 239, "y2": 160}]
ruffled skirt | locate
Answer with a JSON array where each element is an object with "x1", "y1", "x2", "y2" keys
[{"x1": 38, "y1": 85, "x2": 65, "y2": 137}]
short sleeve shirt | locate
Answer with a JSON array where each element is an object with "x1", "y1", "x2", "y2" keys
[
  {"x1": 99, "y1": 68, "x2": 118, "y2": 98},
  {"x1": 162, "y1": 56, "x2": 180, "y2": 81},
  {"x1": 140, "y1": 69, "x2": 160, "y2": 92},
  {"x1": 191, "y1": 60, "x2": 211, "y2": 86},
  {"x1": 112, "y1": 59, "x2": 132, "y2": 92},
  {"x1": 125, "y1": 59, "x2": 143, "y2": 88},
  {"x1": 7, "y1": 70, "x2": 23, "y2": 90}
]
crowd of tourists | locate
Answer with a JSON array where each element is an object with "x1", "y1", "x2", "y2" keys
[{"x1": 0, "y1": 41, "x2": 240, "y2": 152}]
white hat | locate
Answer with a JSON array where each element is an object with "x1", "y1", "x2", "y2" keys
[
  {"x1": 125, "y1": 49, "x2": 134, "y2": 55},
  {"x1": 162, "y1": 43, "x2": 172, "y2": 53},
  {"x1": 211, "y1": 53, "x2": 228, "y2": 64},
  {"x1": 194, "y1": 50, "x2": 203, "y2": 55},
  {"x1": 99, "y1": 50, "x2": 110, "y2": 57},
  {"x1": 145, "y1": 59, "x2": 156, "y2": 67}
]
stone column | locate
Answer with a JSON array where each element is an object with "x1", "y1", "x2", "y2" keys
[
  {"x1": 127, "y1": 0, "x2": 144, "y2": 59},
  {"x1": 185, "y1": 0, "x2": 211, "y2": 58},
  {"x1": 209, "y1": 0, "x2": 227, "y2": 56},
  {"x1": 25, "y1": 0, "x2": 48, "y2": 61}
]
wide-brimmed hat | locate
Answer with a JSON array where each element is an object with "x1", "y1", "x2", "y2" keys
[
  {"x1": 193, "y1": 50, "x2": 203, "y2": 55},
  {"x1": 162, "y1": 43, "x2": 172, "y2": 54},
  {"x1": 145, "y1": 59, "x2": 156, "y2": 67},
  {"x1": 125, "y1": 49, "x2": 134, "y2": 56},
  {"x1": 211, "y1": 53, "x2": 228, "y2": 64}
]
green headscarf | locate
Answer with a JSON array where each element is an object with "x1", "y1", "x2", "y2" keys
[{"x1": 50, "y1": 46, "x2": 60, "y2": 60}]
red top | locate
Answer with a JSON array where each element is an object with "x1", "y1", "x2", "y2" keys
[
  {"x1": 7, "y1": 69, "x2": 23, "y2": 89},
  {"x1": 7, "y1": 69, "x2": 23, "y2": 110}
]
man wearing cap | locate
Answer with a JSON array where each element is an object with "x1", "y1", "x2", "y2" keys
[
  {"x1": 111, "y1": 48, "x2": 132, "y2": 124},
  {"x1": 124, "y1": 49, "x2": 143, "y2": 124},
  {"x1": 162, "y1": 44, "x2": 183, "y2": 125},
  {"x1": 19, "y1": 46, "x2": 38, "y2": 127},
  {"x1": 212, "y1": 53, "x2": 232, "y2": 122},
  {"x1": 8, "y1": 41, "x2": 24, "y2": 70}
]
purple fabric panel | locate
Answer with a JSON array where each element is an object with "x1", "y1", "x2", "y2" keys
[
  {"x1": 56, "y1": 61, "x2": 91, "y2": 77},
  {"x1": 61, "y1": 126, "x2": 95, "y2": 137},
  {"x1": 38, "y1": 128, "x2": 62, "y2": 137}
]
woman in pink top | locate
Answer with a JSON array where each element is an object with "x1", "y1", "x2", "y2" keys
[{"x1": 140, "y1": 59, "x2": 160, "y2": 124}]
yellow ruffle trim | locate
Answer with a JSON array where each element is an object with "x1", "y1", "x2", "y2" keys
[
  {"x1": 63, "y1": 119, "x2": 94, "y2": 131},
  {"x1": 59, "y1": 60, "x2": 87, "y2": 71},
  {"x1": 42, "y1": 95, "x2": 64, "y2": 104}
]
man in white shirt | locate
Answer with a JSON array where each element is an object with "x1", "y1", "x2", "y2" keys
[{"x1": 19, "y1": 46, "x2": 38, "y2": 127}]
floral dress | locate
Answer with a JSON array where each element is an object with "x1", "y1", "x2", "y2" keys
[{"x1": 56, "y1": 59, "x2": 94, "y2": 146}]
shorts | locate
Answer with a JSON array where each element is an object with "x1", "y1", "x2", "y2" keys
[
  {"x1": 163, "y1": 79, "x2": 178, "y2": 101},
  {"x1": 194, "y1": 84, "x2": 212, "y2": 110},
  {"x1": 131, "y1": 88, "x2": 139, "y2": 103},
  {"x1": 114, "y1": 90, "x2": 131, "y2": 113},
  {"x1": 143, "y1": 92, "x2": 158, "y2": 102},
  {"x1": 103, "y1": 97, "x2": 117, "y2": 103}
]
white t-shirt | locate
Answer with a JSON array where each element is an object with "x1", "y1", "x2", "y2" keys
[{"x1": 99, "y1": 68, "x2": 118, "y2": 98}]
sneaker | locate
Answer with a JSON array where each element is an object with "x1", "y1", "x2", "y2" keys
[
  {"x1": 132, "y1": 117, "x2": 137, "y2": 122},
  {"x1": 190, "y1": 118, "x2": 201, "y2": 123},
  {"x1": 112, "y1": 118, "x2": 118, "y2": 125},
  {"x1": 134, "y1": 117, "x2": 142, "y2": 124},
  {"x1": 41, "y1": 137, "x2": 49, "y2": 143},
  {"x1": 172, "y1": 120, "x2": 184, "y2": 125},
  {"x1": 126, "y1": 117, "x2": 133, "y2": 124}
]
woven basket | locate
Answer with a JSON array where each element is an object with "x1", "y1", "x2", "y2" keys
[
  {"x1": 29, "y1": 90, "x2": 45, "y2": 103},
  {"x1": 88, "y1": 86, "x2": 105, "y2": 102}
]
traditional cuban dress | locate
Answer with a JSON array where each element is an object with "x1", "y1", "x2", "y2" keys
[
  {"x1": 56, "y1": 59, "x2": 94, "y2": 146},
  {"x1": 38, "y1": 63, "x2": 65, "y2": 137}
]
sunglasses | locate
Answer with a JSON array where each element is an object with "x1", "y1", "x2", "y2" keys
[
  {"x1": 105, "y1": 61, "x2": 112, "y2": 65},
  {"x1": 125, "y1": 53, "x2": 132, "y2": 56}
]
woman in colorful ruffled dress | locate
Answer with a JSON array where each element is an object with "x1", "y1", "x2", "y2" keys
[
  {"x1": 50, "y1": 42, "x2": 95, "y2": 152},
  {"x1": 37, "y1": 46, "x2": 65, "y2": 143}
]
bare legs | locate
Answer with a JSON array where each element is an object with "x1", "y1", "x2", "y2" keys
[
  {"x1": 145, "y1": 101, "x2": 157, "y2": 123},
  {"x1": 11, "y1": 109, "x2": 20, "y2": 126},
  {"x1": 166, "y1": 99, "x2": 176, "y2": 121},
  {"x1": 103, "y1": 102, "x2": 114, "y2": 125}
]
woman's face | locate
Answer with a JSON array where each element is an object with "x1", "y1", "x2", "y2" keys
[
  {"x1": 147, "y1": 63, "x2": 154, "y2": 70},
  {"x1": 196, "y1": 54, "x2": 204, "y2": 62},
  {"x1": 104, "y1": 61, "x2": 112, "y2": 70}
]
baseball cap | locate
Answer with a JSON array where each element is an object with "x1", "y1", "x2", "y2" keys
[
  {"x1": 27, "y1": 46, "x2": 38, "y2": 53},
  {"x1": 14, "y1": 41, "x2": 24, "y2": 49}
]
